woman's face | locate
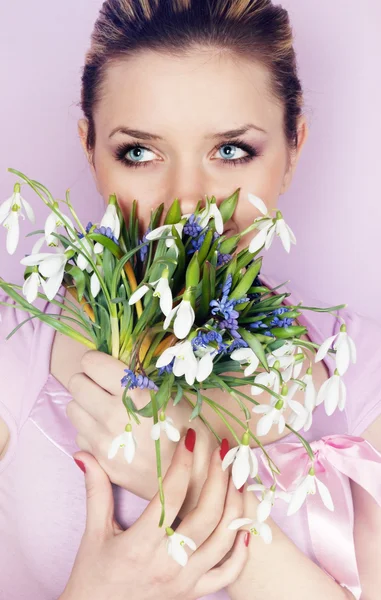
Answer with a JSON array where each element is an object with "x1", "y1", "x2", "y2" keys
[{"x1": 78, "y1": 48, "x2": 308, "y2": 239}]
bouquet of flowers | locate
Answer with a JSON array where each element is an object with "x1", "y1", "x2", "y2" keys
[{"x1": 0, "y1": 167, "x2": 356, "y2": 565}]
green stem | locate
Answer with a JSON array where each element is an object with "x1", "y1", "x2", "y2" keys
[{"x1": 150, "y1": 391, "x2": 165, "y2": 528}]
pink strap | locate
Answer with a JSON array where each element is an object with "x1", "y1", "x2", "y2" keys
[{"x1": 262, "y1": 435, "x2": 381, "y2": 599}]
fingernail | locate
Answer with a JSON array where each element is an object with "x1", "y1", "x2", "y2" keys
[
  {"x1": 244, "y1": 532, "x2": 250, "y2": 547},
  {"x1": 74, "y1": 458, "x2": 86, "y2": 473},
  {"x1": 238, "y1": 485, "x2": 244, "y2": 494},
  {"x1": 220, "y1": 438, "x2": 229, "y2": 461},
  {"x1": 185, "y1": 428, "x2": 196, "y2": 453}
]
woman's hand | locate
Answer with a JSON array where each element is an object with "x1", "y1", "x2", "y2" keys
[
  {"x1": 60, "y1": 430, "x2": 249, "y2": 600},
  {"x1": 66, "y1": 350, "x2": 218, "y2": 517}
]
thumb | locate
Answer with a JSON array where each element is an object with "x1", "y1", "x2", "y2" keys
[{"x1": 73, "y1": 451, "x2": 116, "y2": 537}]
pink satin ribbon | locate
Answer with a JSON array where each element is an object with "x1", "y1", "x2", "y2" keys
[{"x1": 260, "y1": 434, "x2": 381, "y2": 600}]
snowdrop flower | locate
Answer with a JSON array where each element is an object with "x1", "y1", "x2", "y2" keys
[
  {"x1": 247, "y1": 483, "x2": 291, "y2": 522},
  {"x1": 315, "y1": 323, "x2": 356, "y2": 376},
  {"x1": 247, "y1": 192, "x2": 270, "y2": 217},
  {"x1": 165, "y1": 527, "x2": 197, "y2": 566},
  {"x1": 315, "y1": 368, "x2": 346, "y2": 416},
  {"x1": 287, "y1": 467, "x2": 334, "y2": 516},
  {"x1": 222, "y1": 432, "x2": 259, "y2": 489},
  {"x1": 270, "y1": 342, "x2": 305, "y2": 382},
  {"x1": 129, "y1": 268, "x2": 172, "y2": 317},
  {"x1": 20, "y1": 242, "x2": 72, "y2": 301},
  {"x1": 0, "y1": 183, "x2": 35, "y2": 254},
  {"x1": 251, "y1": 366, "x2": 281, "y2": 397},
  {"x1": 198, "y1": 199, "x2": 224, "y2": 234},
  {"x1": 74, "y1": 237, "x2": 96, "y2": 273},
  {"x1": 287, "y1": 367, "x2": 317, "y2": 432},
  {"x1": 22, "y1": 270, "x2": 45, "y2": 303},
  {"x1": 108, "y1": 423, "x2": 137, "y2": 464},
  {"x1": 44, "y1": 207, "x2": 75, "y2": 246},
  {"x1": 145, "y1": 222, "x2": 184, "y2": 255},
  {"x1": 252, "y1": 383, "x2": 302, "y2": 436},
  {"x1": 231, "y1": 347, "x2": 260, "y2": 376},
  {"x1": 164, "y1": 297, "x2": 195, "y2": 339},
  {"x1": 151, "y1": 412, "x2": 180, "y2": 442},
  {"x1": 156, "y1": 340, "x2": 198, "y2": 386},
  {"x1": 249, "y1": 209, "x2": 296, "y2": 254},
  {"x1": 228, "y1": 517, "x2": 272, "y2": 544},
  {"x1": 196, "y1": 348, "x2": 218, "y2": 383},
  {"x1": 94, "y1": 203, "x2": 120, "y2": 253}
]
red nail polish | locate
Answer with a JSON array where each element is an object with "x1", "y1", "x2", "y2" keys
[
  {"x1": 184, "y1": 428, "x2": 196, "y2": 453},
  {"x1": 238, "y1": 485, "x2": 244, "y2": 494},
  {"x1": 220, "y1": 438, "x2": 229, "y2": 461},
  {"x1": 74, "y1": 458, "x2": 86, "y2": 473},
  {"x1": 244, "y1": 532, "x2": 250, "y2": 547}
]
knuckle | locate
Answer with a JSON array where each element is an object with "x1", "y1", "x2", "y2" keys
[{"x1": 67, "y1": 372, "x2": 82, "y2": 395}]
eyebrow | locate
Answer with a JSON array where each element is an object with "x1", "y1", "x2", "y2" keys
[{"x1": 108, "y1": 123, "x2": 267, "y2": 141}]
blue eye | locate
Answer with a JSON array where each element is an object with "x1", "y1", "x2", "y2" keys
[{"x1": 114, "y1": 138, "x2": 261, "y2": 169}]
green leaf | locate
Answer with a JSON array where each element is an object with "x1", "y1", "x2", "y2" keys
[
  {"x1": 219, "y1": 187, "x2": 240, "y2": 223},
  {"x1": 269, "y1": 325, "x2": 307, "y2": 339},
  {"x1": 229, "y1": 258, "x2": 262, "y2": 300},
  {"x1": 199, "y1": 261, "x2": 212, "y2": 321},
  {"x1": 190, "y1": 389, "x2": 203, "y2": 420},
  {"x1": 197, "y1": 229, "x2": 214, "y2": 266},
  {"x1": 164, "y1": 198, "x2": 181, "y2": 224},
  {"x1": 218, "y1": 234, "x2": 240, "y2": 254},
  {"x1": 173, "y1": 384, "x2": 183, "y2": 406},
  {"x1": 239, "y1": 328, "x2": 269, "y2": 372},
  {"x1": 137, "y1": 373, "x2": 175, "y2": 417},
  {"x1": 87, "y1": 233, "x2": 122, "y2": 259},
  {"x1": 186, "y1": 252, "x2": 200, "y2": 288},
  {"x1": 65, "y1": 264, "x2": 86, "y2": 301}
]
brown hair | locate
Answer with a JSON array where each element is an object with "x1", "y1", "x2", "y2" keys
[{"x1": 80, "y1": 0, "x2": 304, "y2": 160}]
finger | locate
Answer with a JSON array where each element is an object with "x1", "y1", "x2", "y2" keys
[
  {"x1": 72, "y1": 451, "x2": 116, "y2": 540},
  {"x1": 66, "y1": 399, "x2": 101, "y2": 444},
  {"x1": 174, "y1": 444, "x2": 229, "y2": 548},
  {"x1": 67, "y1": 372, "x2": 117, "y2": 424},
  {"x1": 126, "y1": 428, "x2": 196, "y2": 550},
  {"x1": 80, "y1": 350, "x2": 127, "y2": 395},
  {"x1": 193, "y1": 530, "x2": 249, "y2": 598},
  {"x1": 188, "y1": 475, "x2": 244, "y2": 577}
]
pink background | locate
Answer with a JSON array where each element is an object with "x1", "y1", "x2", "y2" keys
[{"x1": 0, "y1": 1, "x2": 380, "y2": 320}]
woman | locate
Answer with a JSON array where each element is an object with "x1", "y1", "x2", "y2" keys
[{"x1": 1, "y1": 0, "x2": 380, "y2": 598}]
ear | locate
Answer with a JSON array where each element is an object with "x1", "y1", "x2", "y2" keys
[
  {"x1": 280, "y1": 115, "x2": 309, "y2": 195},
  {"x1": 77, "y1": 118, "x2": 97, "y2": 178}
]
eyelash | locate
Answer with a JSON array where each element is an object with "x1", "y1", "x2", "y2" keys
[{"x1": 114, "y1": 138, "x2": 261, "y2": 169}]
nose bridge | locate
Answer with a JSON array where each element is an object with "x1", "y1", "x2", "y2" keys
[{"x1": 165, "y1": 158, "x2": 209, "y2": 216}]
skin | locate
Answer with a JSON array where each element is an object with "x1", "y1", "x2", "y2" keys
[{"x1": 77, "y1": 48, "x2": 309, "y2": 238}]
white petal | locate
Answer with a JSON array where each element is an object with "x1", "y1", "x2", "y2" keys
[
  {"x1": 212, "y1": 205, "x2": 224, "y2": 234},
  {"x1": 248, "y1": 223, "x2": 272, "y2": 253},
  {"x1": 196, "y1": 352, "x2": 214, "y2": 382},
  {"x1": 264, "y1": 224, "x2": 276, "y2": 250},
  {"x1": 23, "y1": 272, "x2": 40, "y2": 303},
  {"x1": 150, "y1": 422, "x2": 161, "y2": 440},
  {"x1": 164, "y1": 420, "x2": 181, "y2": 442},
  {"x1": 324, "y1": 376, "x2": 340, "y2": 416},
  {"x1": 5, "y1": 214, "x2": 20, "y2": 255},
  {"x1": 180, "y1": 534, "x2": 197, "y2": 551},
  {"x1": 338, "y1": 378, "x2": 347, "y2": 411},
  {"x1": 335, "y1": 335, "x2": 351, "y2": 376},
  {"x1": 249, "y1": 450, "x2": 259, "y2": 478},
  {"x1": 315, "y1": 335, "x2": 337, "y2": 363},
  {"x1": 124, "y1": 432, "x2": 136, "y2": 463},
  {"x1": 247, "y1": 193, "x2": 268, "y2": 215},
  {"x1": 38, "y1": 254, "x2": 66, "y2": 277},
  {"x1": 228, "y1": 517, "x2": 253, "y2": 530},
  {"x1": 276, "y1": 219, "x2": 291, "y2": 253},
  {"x1": 259, "y1": 522, "x2": 273, "y2": 544},
  {"x1": 170, "y1": 542, "x2": 188, "y2": 567},
  {"x1": 41, "y1": 265, "x2": 65, "y2": 300},
  {"x1": 90, "y1": 272, "x2": 101, "y2": 298},
  {"x1": 146, "y1": 225, "x2": 171, "y2": 240},
  {"x1": 164, "y1": 306, "x2": 178, "y2": 330},
  {"x1": 0, "y1": 196, "x2": 13, "y2": 224},
  {"x1": 108, "y1": 434, "x2": 124, "y2": 459},
  {"x1": 257, "y1": 412, "x2": 274, "y2": 436},
  {"x1": 231, "y1": 348, "x2": 252, "y2": 362},
  {"x1": 20, "y1": 196, "x2": 35, "y2": 223},
  {"x1": 174, "y1": 301, "x2": 195, "y2": 339},
  {"x1": 315, "y1": 477, "x2": 334, "y2": 511},
  {"x1": 347, "y1": 335, "x2": 357, "y2": 364},
  {"x1": 44, "y1": 212, "x2": 57, "y2": 240},
  {"x1": 156, "y1": 347, "x2": 177, "y2": 368},
  {"x1": 232, "y1": 445, "x2": 250, "y2": 489},
  {"x1": 129, "y1": 284, "x2": 149, "y2": 305},
  {"x1": 287, "y1": 483, "x2": 308, "y2": 516},
  {"x1": 221, "y1": 446, "x2": 239, "y2": 471}
]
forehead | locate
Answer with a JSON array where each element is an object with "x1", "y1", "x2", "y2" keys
[{"x1": 96, "y1": 50, "x2": 283, "y2": 141}]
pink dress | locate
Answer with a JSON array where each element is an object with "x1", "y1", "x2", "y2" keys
[{"x1": 1, "y1": 272, "x2": 381, "y2": 600}]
